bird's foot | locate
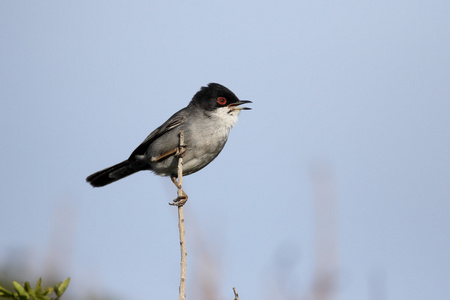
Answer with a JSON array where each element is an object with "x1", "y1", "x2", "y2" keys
[
  {"x1": 175, "y1": 144, "x2": 187, "y2": 158},
  {"x1": 170, "y1": 190, "x2": 188, "y2": 206}
]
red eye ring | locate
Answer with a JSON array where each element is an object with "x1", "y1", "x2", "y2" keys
[{"x1": 217, "y1": 97, "x2": 227, "y2": 105}]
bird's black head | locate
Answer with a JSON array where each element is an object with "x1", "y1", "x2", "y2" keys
[{"x1": 190, "y1": 83, "x2": 251, "y2": 111}]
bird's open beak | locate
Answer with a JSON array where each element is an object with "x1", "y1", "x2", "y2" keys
[{"x1": 228, "y1": 100, "x2": 252, "y2": 111}]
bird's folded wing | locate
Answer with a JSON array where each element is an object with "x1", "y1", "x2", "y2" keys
[{"x1": 128, "y1": 111, "x2": 185, "y2": 159}]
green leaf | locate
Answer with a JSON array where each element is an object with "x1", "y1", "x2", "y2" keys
[
  {"x1": 13, "y1": 281, "x2": 29, "y2": 299},
  {"x1": 36, "y1": 294, "x2": 50, "y2": 300},
  {"x1": 35, "y1": 278, "x2": 42, "y2": 294},
  {"x1": 54, "y1": 278, "x2": 70, "y2": 298},
  {"x1": 26, "y1": 289, "x2": 37, "y2": 299},
  {"x1": 25, "y1": 281, "x2": 38, "y2": 299},
  {"x1": 24, "y1": 282, "x2": 31, "y2": 293},
  {"x1": 42, "y1": 287, "x2": 53, "y2": 296},
  {"x1": 0, "y1": 285, "x2": 14, "y2": 297}
]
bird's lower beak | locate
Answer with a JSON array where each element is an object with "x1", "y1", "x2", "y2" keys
[{"x1": 228, "y1": 100, "x2": 252, "y2": 111}]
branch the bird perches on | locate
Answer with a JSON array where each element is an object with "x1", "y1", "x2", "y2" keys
[
  {"x1": 170, "y1": 130, "x2": 187, "y2": 300},
  {"x1": 170, "y1": 131, "x2": 240, "y2": 300}
]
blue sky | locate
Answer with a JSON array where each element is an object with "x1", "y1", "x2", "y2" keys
[{"x1": 1, "y1": 1, "x2": 449, "y2": 299}]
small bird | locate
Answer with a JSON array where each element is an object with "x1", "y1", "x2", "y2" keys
[{"x1": 86, "y1": 83, "x2": 251, "y2": 196}]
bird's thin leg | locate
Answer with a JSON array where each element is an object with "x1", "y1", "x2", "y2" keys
[
  {"x1": 170, "y1": 176, "x2": 188, "y2": 206},
  {"x1": 171, "y1": 175, "x2": 181, "y2": 189},
  {"x1": 170, "y1": 131, "x2": 188, "y2": 206}
]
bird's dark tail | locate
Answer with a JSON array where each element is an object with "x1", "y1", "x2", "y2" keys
[{"x1": 86, "y1": 160, "x2": 145, "y2": 187}]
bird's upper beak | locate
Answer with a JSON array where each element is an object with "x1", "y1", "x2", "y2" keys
[{"x1": 228, "y1": 100, "x2": 252, "y2": 111}]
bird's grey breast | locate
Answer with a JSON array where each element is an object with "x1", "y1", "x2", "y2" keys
[{"x1": 145, "y1": 108, "x2": 234, "y2": 176}]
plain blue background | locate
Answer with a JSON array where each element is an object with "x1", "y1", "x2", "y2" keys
[{"x1": 1, "y1": 1, "x2": 449, "y2": 299}]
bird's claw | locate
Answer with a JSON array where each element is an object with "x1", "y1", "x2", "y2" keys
[
  {"x1": 175, "y1": 145, "x2": 187, "y2": 158},
  {"x1": 170, "y1": 191, "x2": 188, "y2": 206}
]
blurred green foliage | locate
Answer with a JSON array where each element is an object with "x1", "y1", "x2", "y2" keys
[{"x1": 0, "y1": 278, "x2": 70, "y2": 300}]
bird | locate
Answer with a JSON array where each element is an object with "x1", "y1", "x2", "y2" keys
[{"x1": 86, "y1": 83, "x2": 251, "y2": 201}]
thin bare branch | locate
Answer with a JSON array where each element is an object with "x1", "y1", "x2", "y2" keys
[
  {"x1": 233, "y1": 287, "x2": 239, "y2": 300},
  {"x1": 176, "y1": 130, "x2": 187, "y2": 300}
]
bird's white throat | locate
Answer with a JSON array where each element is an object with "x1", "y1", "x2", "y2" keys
[{"x1": 210, "y1": 106, "x2": 240, "y2": 131}]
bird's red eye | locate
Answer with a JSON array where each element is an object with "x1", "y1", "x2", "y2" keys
[{"x1": 217, "y1": 97, "x2": 227, "y2": 105}]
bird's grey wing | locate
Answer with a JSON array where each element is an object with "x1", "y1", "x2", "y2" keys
[{"x1": 128, "y1": 110, "x2": 186, "y2": 159}]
